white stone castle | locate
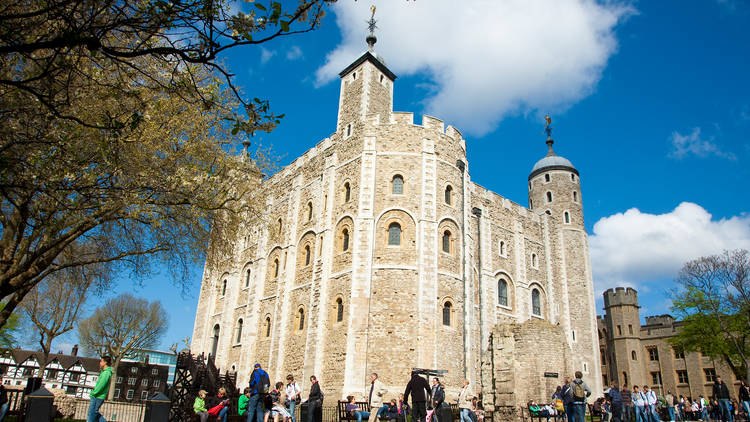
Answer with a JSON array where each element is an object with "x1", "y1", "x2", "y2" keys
[{"x1": 191, "y1": 30, "x2": 602, "y2": 413}]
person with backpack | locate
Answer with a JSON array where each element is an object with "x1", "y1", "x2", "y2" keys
[
  {"x1": 566, "y1": 371, "x2": 591, "y2": 422},
  {"x1": 561, "y1": 377, "x2": 574, "y2": 422},
  {"x1": 632, "y1": 386, "x2": 645, "y2": 422},
  {"x1": 642, "y1": 386, "x2": 659, "y2": 422},
  {"x1": 248, "y1": 363, "x2": 271, "y2": 422},
  {"x1": 307, "y1": 375, "x2": 323, "y2": 422}
]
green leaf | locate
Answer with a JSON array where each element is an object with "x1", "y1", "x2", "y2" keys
[
  {"x1": 280, "y1": 20, "x2": 289, "y2": 32},
  {"x1": 255, "y1": 3, "x2": 267, "y2": 11}
]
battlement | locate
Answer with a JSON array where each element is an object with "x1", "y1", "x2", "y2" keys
[
  {"x1": 603, "y1": 287, "x2": 639, "y2": 308},
  {"x1": 644, "y1": 314, "x2": 675, "y2": 327}
]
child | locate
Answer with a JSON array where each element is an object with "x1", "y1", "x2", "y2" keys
[
  {"x1": 216, "y1": 387, "x2": 230, "y2": 422},
  {"x1": 266, "y1": 382, "x2": 292, "y2": 422},
  {"x1": 194, "y1": 390, "x2": 209, "y2": 422},
  {"x1": 239, "y1": 387, "x2": 251, "y2": 417}
]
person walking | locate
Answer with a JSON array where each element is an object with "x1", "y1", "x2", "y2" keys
[
  {"x1": 430, "y1": 378, "x2": 445, "y2": 422},
  {"x1": 368, "y1": 373, "x2": 389, "y2": 422},
  {"x1": 404, "y1": 371, "x2": 431, "y2": 422},
  {"x1": 609, "y1": 382, "x2": 623, "y2": 422},
  {"x1": 621, "y1": 384, "x2": 633, "y2": 422},
  {"x1": 714, "y1": 376, "x2": 733, "y2": 422},
  {"x1": 286, "y1": 375, "x2": 301, "y2": 422},
  {"x1": 307, "y1": 375, "x2": 323, "y2": 422},
  {"x1": 566, "y1": 371, "x2": 591, "y2": 422},
  {"x1": 664, "y1": 391, "x2": 675, "y2": 422},
  {"x1": 458, "y1": 380, "x2": 474, "y2": 422},
  {"x1": 739, "y1": 380, "x2": 750, "y2": 420},
  {"x1": 561, "y1": 378, "x2": 574, "y2": 422},
  {"x1": 248, "y1": 363, "x2": 271, "y2": 422},
  {"x1": 632, "y1": 386, "x2": 645, "y2": 422},
  {"x1": 87, "y1": 355, "x2": 113, "y2": 422},
  {"x1": 642, "y1": 386, "x2": 660, "y2": 422}
]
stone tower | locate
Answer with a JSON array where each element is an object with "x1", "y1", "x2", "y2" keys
[
  {"x1": 528, "y1": 136, "x2": 582, "y2": 226},
  {"x1": 603, "y1": 287, "x2": 643, "y2": 387}
]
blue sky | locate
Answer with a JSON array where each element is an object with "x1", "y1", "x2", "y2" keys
[{"x1": 57, "y1": 0, "x2": 750, "y2": 353}]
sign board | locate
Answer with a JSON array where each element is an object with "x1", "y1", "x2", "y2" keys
[{"x1": 544, "y1": 372, "x2": 559, "y2": 378}]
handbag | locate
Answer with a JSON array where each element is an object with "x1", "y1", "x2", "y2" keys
[{"x1": 208, "y1": 404, "x2": 224, "y2": 416}]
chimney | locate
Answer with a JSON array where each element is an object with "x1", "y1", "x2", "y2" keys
[
  {"x1": 144, "y1": 354, "x2": 149, "y2": 364},
  {"x1": 71, "y1": 345, "x2": 78, "y2": 356}
]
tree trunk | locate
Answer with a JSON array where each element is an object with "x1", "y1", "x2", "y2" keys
[{"x1": 107, "y1": 359, "x2": 119, "y2": 400}]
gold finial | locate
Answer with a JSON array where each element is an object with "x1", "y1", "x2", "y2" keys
[
  {"x1": 366, "y1": 5, "x2": 378, "y2": 50},
  {"x1": 370, "y1": 5, "x2": 376, "y2": 20}
]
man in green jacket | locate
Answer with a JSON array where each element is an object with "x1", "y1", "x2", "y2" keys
[{"x1": 88, "y1": 355, "x2": 113, "y2": 422}]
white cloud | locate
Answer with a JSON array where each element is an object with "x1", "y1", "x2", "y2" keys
[
  {"x1": 286, "y1": 45, "x2": 303, "y2": 61},
  {"x1": 589, "y1": 202, "x2": 750, "y2": 294},
  {"x1": 315, "y1": 0, "x2": 632, "y2": 136},
  {"x1": 260, "y1": 47, "x2": 276, "y2": 64},
  {"x1": 669, "y1": 127, "x2": 736, "y2": 160}
]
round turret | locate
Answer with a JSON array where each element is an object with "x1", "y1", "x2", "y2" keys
[{"x1": 528, "y1": 136, "x2": 583, "y2": 226}]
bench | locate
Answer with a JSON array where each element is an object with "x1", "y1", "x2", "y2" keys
[{"x1": 339, "y1": 401, "x2": 372, "y2": 422}]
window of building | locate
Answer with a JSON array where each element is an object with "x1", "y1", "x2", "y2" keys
[
  {"x1": 221, "y1": 279, "x2": 227, "y2": 296},
  {"x1": 298, "y1": 308, "x2": 305, "y2": 330},
  {"x1": 499, "y1": 241, "x2": 505, "y2": 256},
  {"x1": 651, "y1": 371, "x2": 662, "y2": 386},
  {"x1": 342, "y1": 228, "x2": 350, "y2": 251},
  {"x1": 117, "y1": 376, "x2": 123, "y2": 384},
  {"x1": 388, "y1": 223, "x2": 401, "y2": 246},
  {"x1": 442, "y1": 302, "x2": 452, "y2": 326},
  {"x1": 69, "y1": 372, "x2": 80, "y2": 382},
  {"x1": 235, "y1": 319, "x2": 243, "y2": 344},
  {"x1": 631, "y1": 351, "x2": 637, "y2": 360},
  {"x1": 151, "y1": 368, "x2": 158, "y2": 375},
  {"x1": 545, "y1": 174, "x2": 550, "y2": 182},
  {"x1": 141, "y1": 390, "x2": 148, "y2": 400},
  {"x1": 445, "y1": 186, "x2": 452, "y2": 205},
  {"x1": 273, "y1": 259, "x2": 279, "y2": 278},
  {"x1": 307, "y1": 202, "x2": 313, "y2": 221},
  {"x1": 245, "y1": 269, "x2": 251, "y2": 288},
  {"x1": 531, "y1": 289, "x2": 541, "y2": 316},
  {"x1": 617, "y1": 325, "x2": 622, "y2": 336},
  {"x1": 498, "y1": 279, "x2": 508, "y2": 307},
  {"x1": 344, "y1": 182, "x2": 351, "y2": 202},
  {"x1": 265, "y1": 317, "x2": 271, "y2": 337},
  {"x1": 572, "y1": 330, "x2": 577, "y2": 342},
  {"x1": 603, "y1": 374, "x2": 608, "y2": 387},
  {"x1": 677, "y1": 370, "x2": 689, "y2": 384},
  {"x1": 66, "y1": 385, "x2": 77, "y2": 394},
  {"x1": 600, "y1": 349, "x2": 607, "y2": 364},
  {"x1": 23, "y1": 367, "x2": 33, "y2": 377},
  {"x1": 704, "y1": 368, "x2": 717, "y2": 383},
  {"x1": 531, "y1": 254, "x2": 538, "y2": 268},
  {"x1": 113, "y1": 389, "x2": 120, "y2": 399},
  {"x1": 141, "y1": 378, "x2": 149, "y2": 387},
  {"x1": 154, "y1": 379, "x2": 160, "y2": 387},
  {"x1": 211, "y1": 324, "x2": 220, "y2": 357},
  {"x1": 529, "y1": 198, "x2": 533, "y2": 209},
  {"x1": 628, "y1": 324, "x2": 633, "y2": 335},
  {"x1": 546, "y1": 191, "x2": 553, "y2": 203},
  {"x1": 573, "y1": 191, "x2": 578, "y2": 202},
  {"x1": 392, "y1": 175, "x2": 404, "y2": 194},
  {"x1": 127, "y1": 389, "x2": 135, "y2": 400},
  {"x1": 46, "y1": 369, "x2": 57, "y2": 380},
  {"x1": 623, "y1": 372, "x2": 628, "y2": 386},
  {"x1": 572, "y1": 174, "x2": 576, "y2": 182},
  {"x1": 346, "y1": 123, "x2": 352, "y2": 137},
  {"x1": 336, "y1": 298, "x2": 344, "y2": 322},
  {"x1": 564, "y1": 211, "x2": 570, "y2": 224},
  {"x1": 648, "y1": 347, "x2": 659, "y2": 361},
  {"x1": 673, "y1": 347, "x2": 685, "y2": 359},
  {"x1": 304, "y1": 245, "x2": 311, "y2": 266},
  {"x1": 277, "y1": 218, "x2": 283, "y2": 235},
  {"x1": 128, "y1": 377, "x2": 136, "y2": 385},
  {"x1": 442, "y1": 231, "x2": 451, "y2": 253}
]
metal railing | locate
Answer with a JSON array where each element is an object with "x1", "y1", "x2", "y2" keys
[{"x1": 73, "y1": 399, "x2": 146, "y2": 422}]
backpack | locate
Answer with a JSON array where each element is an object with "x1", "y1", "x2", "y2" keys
[
  {"x1": 572, "y1": 381, "x2": 586, "y2": 401},
  {"x1": 555, "y1": 399, "x2": 565, "y2": 413},
  {"x1": 251, "y1": 369, "x2": 271, "y2": 394}
]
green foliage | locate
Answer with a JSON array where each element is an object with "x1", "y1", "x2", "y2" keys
[{"x1": 0, "y1": 303, "x2": 19, "y2": 347}]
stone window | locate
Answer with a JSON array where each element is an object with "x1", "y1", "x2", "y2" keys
[
  {"x1": 235, "y1": 319, "x2": 243, "y2": 344},
  {"x1": 336, "y1": 298, "x2": 344, "y2": 322},
  {"x1": 546, "y1": 191, "x2": 553, "y2": 203},
  {"x1": 704, "y1": 368, "x2": 717, "y2": 382},
  {"x1": 277, "y1": 218, "x2": 283, "y2": 235},
  {"x1": 572, "y1": 330, "x2": 577, "y2": 342},
  {"x1": 346, "y1": 123, "x2": 352, "y2": 137},
  {"x1": 571, "y1": 174, "x2": 576, "y2": 182},
  {"x1": 631, "y1": 350, "x2": 637, "y2": 360},
  {"x1": 677, "y1": 370, "x2": 689, "y2": 384},
  {"x1": 297, "y1": 307, "x2": 305, "y2": 331},
  {"x1": 273, "y1": 259, "x2": 279, "y2": 278},
  {"x1": 265, "y1": 317, "x2": 271, "y2": 337},
  {"x1": 445, "y1": 185, "x2": 452, "y2": 205},
  {"x1": 648, "y1": 347, "x2": 659, "y2": 361},
  {"x1": 529, "y1": 198, "x2": 533, "y2": 209},
  {"x1": 352, "y1": 72, "x2": 357, "y2": 80},
  {"x1": 442, "y1": 301, "x2": 452, "y2": 326},
  {"x1": 499, "y1": 241, "x2": 506, "y2": 256},
  {"x1": 600, "y1": 349, "x2": 606, "y2": 364},
  {"x1": 344, "y1": 182, "x2": 351, "y2": 202},
  {"x1": 651, "y1": 371, "x2": 662, "y2": 386},
  {"x1": 545, "y1": 174, "x2": 550, "y2": 182},
  {"x1": 531, "y1": 288, "x2": 541, "y2": 316},
  {"x1": 622, "y1": 372, "x2": 628, "y2": 386},
  {"x1": 545, "y1": 210, "x2": 551, "y2": 215},
  {"x1": 564, "y1": 211, "x2": 570, "y2": 224},
  {"x1": 211, "y1": 324, "x2": 220, "y2": 357},
  {"x1": 245, "y1": 269, "x2": 251, "y2": 288},
  {"x1": 388, "y1": 223, "x2": 401, "y2": 246},
  {"x1": 531, "y1": 253, "x2": 538, "y2": 268},
  {"x1": 573, "y1": 191, "x2": 578, "y2": 202},
  {"x1": 342, "y1": 228, "x2": 350, "y2": 251},
  {"x1": 442, "y1": 230, "x2": 451, "y2": 253},
  {"x1": 307, "y1": 202, "x2": 313, "y2": 221},
  {"x1": 379, "y1": 74, "x2": 384, "y2": 84},
  {"x1": 617, "y1": 325, "x2": 622, "y2": 336},
  {"x1": 221, "y1": 279, "x2": 227, "y2": 296},
  {"x1": 498, "y1": 279, "x2": 509, "y2": 307},
  {"x1": 673, "y1": 347, "x2": 685, "y2": 359},
  {"x1": 304, "y1": 245, "x2": 311, "y2": 266},
  {"x1": 392, "y1": 175, "x2": 404, "y2": 195},
  {"x1": 628, "y1": 324, "x2": 633, "y2": 335}
]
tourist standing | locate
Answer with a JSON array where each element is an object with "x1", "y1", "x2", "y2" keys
[
  {"x1": 567, "y1": 371, "x2": 591, "y2": 422},
  {"x1": 632, "y1": 386, "x2": 645, "y2": 422},
  {"x1": 368, "y1": 373, "x2": 389, "y2": 422},
  {"x1": 609, "y1": 382, "x2": 623, "y2": 422},
  {"x1": 621, "y1": 384, "x2": 633, "y2": 422},
  {"x1": 561, "y1": 377, "x2": 574, "y2": 422},
  {"x1": 739, "y1": 380, "x2": 750, "y2": 420},
  {"x1": 286, "y1": 375, "x2": 301, "y2": 422},
  {"x1": 87, "y1": 355, "x2": 113, "y2": 422},
  {"x1": 664, "y1": 391, "x2": 675, "y2": 422},
  {"x1": 248, "y1": 363, "x2": 271, "y2": 422},
  {"x1": 430, "y1": 378, "x2": 445, "y2": 422},
  {"x1": 404, "y1": 371, "x2": 431, "y2": 422},
  {"x1": 642, "y1": 386, "x2": 659, "y2": 422},
  {"x1": 714, "y1": 376, "x2": 733, "y2": 422},
  {"x1": 458, "y1": 380, "x2": 474, "y2": 422},
  {"x1": 307, "y1": 375, "x2": 323, "y2": 422}
]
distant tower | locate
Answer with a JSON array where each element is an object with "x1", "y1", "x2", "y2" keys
[{"x1": 603, "y1": 287, "x2": 643, "y2": 387}]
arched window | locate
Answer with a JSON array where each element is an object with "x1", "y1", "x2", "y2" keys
[
  {"x1": 572, "y1": 174, "x2": 576, "y2": 182},
  {"x1": 442, "y1": 302, "x2": 452, "y2": 326},
  {"x1": 298, "y1": 308, "x2": 305, "y2": 330},
  {"x1": 336, "y1": 298, "x2": 344, "y2": 322},
  {"x1": 499, "y1": 241, "x2": 505, "y2": 256},
  {"x1": 388, "y1": 223, "x2": 401, "y2": 246},
  {"x1": 498, "y1": 279, "x2": 508, "y2": 307},
  {"x1": 445, "y1": 186, "x2": 452, "y2": 205},
  {"x1": 342, "y1": 228, "x2": 350, "y2": 251},
  {"x1": 546, "y1": 191, "x2": 553, "y2": 203},
  {"x1": 532, "y1": 288, "x2": 541, "y2": 316},
  {"x1": 564, "y1": 211, "x2": 570, "y2": 224},
  {"x1": 631, "y1": 351, "x2": 637, "y2": 360},
  {"x1": 344, "y1": 182, "x2": 351, "y2": 202},
  {"x1": 221, "y1": 279, "x2": 227, "y2": 296},
  {"x1": 573, "y1": 191, "x2": 578, "y2": 202},
  {"x1": 545, "y1": 174, "x2": 550, "y2": 182},
  {"x1": 273, "y1": 259, "x2": 279, "y2": 278},
  {"x1": 531, "y1": 254, "x2": 538, "y2": 268},
  {"x1": 392, "y1": 175, "x2": 404, "y2": 194},
  {"x1": 235, "y1": 319, "x2": 243, "y2": 343},
  {"x1": 545, "y1": 210, "x2": 551, "y2": 215},
  {"x1": 265, "y1": 317, "x2": 271, "y2": 337},
  {"x1": 211, "y1": 324, "x2": 220, "y2": 357},
  {"x1": 277, "y1": 218, "x2": 283, "y2": 235},
  {"x1": 307, "y1": 202, "x2": 313, "y2": 221},
  {"x1": 623, "y1": 372, "x2": 628, "y2": 386},
  {"x1": 245, "y1": 269, "x2": 251, "y2": 288},
  {"x1": 304, "y1": 245, "x2": 311, "y2": 266},
  {"x1": 442, "y1": 231, "x2": 451, "y2": 253}
]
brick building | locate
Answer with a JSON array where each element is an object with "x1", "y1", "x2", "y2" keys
[
  {"x1": 598, "y1": 287, "x2": 741, "y2": 399},
  {"x1": 191, "y1": 30, "x2": 602, "y2": 414},
  {"x1": 112, "y1": 357, "x2": 169, "y2": 402}
]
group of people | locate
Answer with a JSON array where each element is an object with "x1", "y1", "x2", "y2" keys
[{"x1": 527, "y1": 371, "x2": 593, "y2": 422}]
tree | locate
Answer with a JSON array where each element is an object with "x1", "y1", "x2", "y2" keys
[
  {"x1": 20, "y1": 244, "x2": 111, "y2": 375},
  {"x1": 0, "y1": 0, "x2": 334, "y2": 329},
  {"x1": 78, "y1": 293, "x2": 168, "y2": 399},
  {"x1": 0, "y1": 302, "x2": 20, "y2": 347},
  {"x1": 670, "y1": 249, "x2": 750, "y2": 381}
]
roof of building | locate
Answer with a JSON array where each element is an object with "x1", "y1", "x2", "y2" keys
[
  {"x1": 3, "y1": 349, "x2": 100, "y2": 373},
  {"x1": 338, "y1": 50, "x2": 397, "y2": 81},
  {"x1": 529, "y1": 138, "x2": 578, "y2": 180}
]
